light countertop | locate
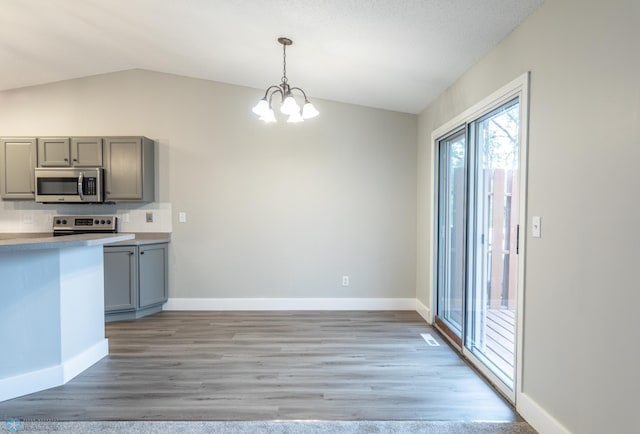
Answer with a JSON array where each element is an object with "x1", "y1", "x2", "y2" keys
[
  {"x1": 0, "y1": 233, "x2": 135, "y2": 253},
  {"x1": 104, "y1": 232, "x2": 171, "y2": 246}
]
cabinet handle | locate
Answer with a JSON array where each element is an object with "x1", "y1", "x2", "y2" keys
[
  {"x1": 73, "y1": 158, "x2": 78, "y2": 162},
  {"x1": 130, "y1": 252, "x2": 134, "y2": 256},
  {"x1": 64, "y1": 158, "x2": 68, "y2": 161},
  {"x1": 140, "y1": 251, "x2": 145, "y2": 255}
]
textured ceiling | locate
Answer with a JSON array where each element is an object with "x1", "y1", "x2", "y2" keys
[{"x1": 0, "y1": 0, "x2": 543, "y2": 114}]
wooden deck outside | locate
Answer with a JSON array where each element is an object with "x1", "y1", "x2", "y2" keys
[
  {"x1": 485, "y1": 308, "x2": 515, "y2": 378},
  {"x1": 439, "y1": 169, "x2": 518, "y2": 384}
]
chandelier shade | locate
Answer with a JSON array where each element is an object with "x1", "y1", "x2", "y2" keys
[
  {"x1": 252, "y1": 37, "x2": 319, "y2": 123},
  {"x1": 280, "y1": 95, "x2": 300, "y2": 115},
  {"x1": 302, "y1": 101, "x2": 319, "y2": 119},
  {"x1": 252, "y1": 99, "x2": 270, "y2": 117},
  {"x1": 259, "y1": 108, "x2": 277, "y2": 123}
]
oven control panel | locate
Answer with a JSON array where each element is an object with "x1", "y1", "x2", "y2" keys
[{"x1": 52, "y1": 215, "x2": 118, "y2": 233}]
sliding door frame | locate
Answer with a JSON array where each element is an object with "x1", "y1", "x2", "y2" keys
[
  {"x1": 434, "y1": 126, "x2": 467, "y2": 350},
  {"x1": 429, "y1": 72, "x2": 530, "y2": 404}
]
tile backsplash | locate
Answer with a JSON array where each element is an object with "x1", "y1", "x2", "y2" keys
[{"x1": 0, "y1": 201, "x2": 172, "y2": 233}]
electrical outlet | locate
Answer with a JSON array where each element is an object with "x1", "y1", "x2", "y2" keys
[
  {"x1": 121, "y1": 213, "x2": 130, "y2": 223},
  {"x1": 342, "y1": 275, "x2": 350, "y2": 286},
  {"x1": 179, "y1": 212, "x2": 187, "y2": 223},
  {"x1": 146, "y1": 212, "x2": 153, "y2": 223}
]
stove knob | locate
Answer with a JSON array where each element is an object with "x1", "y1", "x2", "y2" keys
[
  {"x1": 94, "y1": 219, "x2": 99, "y2": 224},
  {"x1": 101, "y1": 220, "x2": 106, "y2": 224},
  {"x1": 62, "y1": 219, "x2": 67, "y2": 225},
  {"x1": 106, "y1": 219, "x2": 112, "y2": 225},
  {"x1": 55, "y1": 219, "x2": 61, "y2": 225}
]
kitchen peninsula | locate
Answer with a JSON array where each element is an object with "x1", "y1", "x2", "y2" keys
[{"x1": 0, "y1": 232, "x2": 134, "y2": 402}]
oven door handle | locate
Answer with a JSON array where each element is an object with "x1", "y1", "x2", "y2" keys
[{"x1": 78, "y1": 172, "x2": 84, "y2": 200}]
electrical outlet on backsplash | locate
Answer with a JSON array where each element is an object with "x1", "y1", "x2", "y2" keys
[
  {"x1": 117, "y1": 205, "x2": 172, "y2": 232},
  {"x1": 0, "y1": 202, "x2": 172, "y2": 233}
]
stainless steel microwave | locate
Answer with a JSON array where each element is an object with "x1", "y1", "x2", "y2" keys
[{"x1": 35, "y1": 168, "x2": 104, "y2": 203}]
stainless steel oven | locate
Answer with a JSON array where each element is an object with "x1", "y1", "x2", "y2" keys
[
  {"x1": 52, "y1": 215, "x2": 117, "y2": 236},
  {"x1": 35, "y1": 168, "x2": 104, "y2": 203}
]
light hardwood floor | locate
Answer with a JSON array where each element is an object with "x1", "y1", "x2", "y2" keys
[{"x1": 0, "y1": 311, "x2": 519, "y2": 421}]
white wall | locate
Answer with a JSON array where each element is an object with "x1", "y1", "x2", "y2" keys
[
  {"x1": 417, "y1": 0, "x2": 640, "y2": 432},
  {"x1": 0, "y1": 69, "x2": 417, "y2": 300}
]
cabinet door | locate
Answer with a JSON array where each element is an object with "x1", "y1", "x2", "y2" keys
[
  {"x1": 104, "y1": 137, "x2": 143, "y2": 200},
  {"x1": 104, "y1": 246, "x2": 138, "y2": 312},
  {"x1": 138, "y1": 243, "x2": 168, "y2": 308},
  {"x1": 71, "y1": 137, "x2": 103, "y2": 167},
  {"x1": 37, "y1": 137, "x2": 70, "y2": 167},
  {"x1": 0, "y1": 137, "x2": 36, "y2": 199}
]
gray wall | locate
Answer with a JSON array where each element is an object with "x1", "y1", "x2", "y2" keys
[
  {"x1": 4, "y1": 0, "x2": 637, "y2": 429},
  {"x1": 417, "y1": 0, "x2": 639, "y2": 432},
  {"x1": 0, "y1": 69, "x2": 417, "y2": 300}
]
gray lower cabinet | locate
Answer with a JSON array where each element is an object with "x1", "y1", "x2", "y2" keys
[
  {"x1": 138, "y1": 243, "x2": 169, "y2": 308},
  {"x1": 104, "y1": 246, "x2": 137, "y2": 312},
  {"x1": 104, "y1": 242, "x2": 168, "y2": 322}
]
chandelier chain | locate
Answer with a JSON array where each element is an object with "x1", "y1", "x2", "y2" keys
[{"x1": 281, "y1": 43, "x2": 288, "y2": 84}]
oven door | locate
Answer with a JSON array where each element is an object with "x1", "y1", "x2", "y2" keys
[{"x1": 35, "y1": 168, "x2": 104, "y2": 203}]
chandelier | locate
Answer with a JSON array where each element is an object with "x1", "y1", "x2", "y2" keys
[{"x1": 252, "y1": 37, "x2": 319, "y2": 123}]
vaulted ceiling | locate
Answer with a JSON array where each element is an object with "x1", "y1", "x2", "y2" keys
[{"x1": 0, "y1": 0, "x2": 543, "y2": 113}]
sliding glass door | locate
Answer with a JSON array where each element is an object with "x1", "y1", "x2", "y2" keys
[
  {"x1": 466, "y1": 99, "x2": 520, "y2": 392},
  {"x1": 435, "y1": 129, "x2": 466, "y2": 346},
  {"x1": 435, "y1": 97, "x2": 521, "y2": 399}
]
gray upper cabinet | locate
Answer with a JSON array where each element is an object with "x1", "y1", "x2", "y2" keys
[
  {"x1": 104, "y1": 137, "x2": 155, "y2": 202},
  {"x1": 0, "y1": 137, "x2": 37, "y2": 200},
  {"x1": 38, "y1": 137, "x2": 103, "y2": 167},
  {"x1": 38, "y1": 137, "x2": 70, "y2": 166},
  {"x1": 1, "y1": 135, "x2": 155, "y2": 203},
  {"x1": 71, "y1": 137, "x2": 103, "y2": 167}
]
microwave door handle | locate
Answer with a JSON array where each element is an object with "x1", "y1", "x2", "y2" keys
[{"x1": 78, "y1": 172, "x2": 84, "y2": 200}]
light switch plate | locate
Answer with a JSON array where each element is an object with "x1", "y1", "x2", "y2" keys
[
  {"x1": 532, "y1": 216, "x2": 541, "y2": 238},
  {"x1": 179, "y1": 212, "x2": 187, "y2": 223}
]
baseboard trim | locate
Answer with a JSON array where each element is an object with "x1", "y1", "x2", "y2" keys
[
  {"x1": 0, "y1": 365, "x2": 62, "y2": 403},
  {"x1": 517, "y1": 392, "x2": 570, "y2": 434},
  {"x1": 164, "y1": 298, "x2": 418, "y2": 311},
  {"x1": 415, "y1": 299, "x2": 432, "y2": 324},
  {"x1": 0, "y1": 339, "x2": 109, "y2": 403},
  {"x1": 62, "y1": 339, "x2": 109, "y2": 383}
]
